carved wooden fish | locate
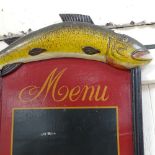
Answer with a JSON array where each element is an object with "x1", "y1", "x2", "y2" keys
[{"x1": 0, "y1": 14, "x2": 152, "y2": 76}]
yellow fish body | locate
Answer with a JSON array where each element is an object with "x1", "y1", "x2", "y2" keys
[{"x1": 0, "y1": 14, "x2": 152, "y2": 76}]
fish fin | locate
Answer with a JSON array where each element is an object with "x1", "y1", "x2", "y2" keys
[
  {"x1": 59, "y1": 14, "x2": 94, "y2": 24},
  {"x1": 4, "y1": 37, "x2": 20, "y2": 45},
  {"x1": 29, "y1": 48, "x2": 47, "y2": 56},
  {"x1": 1, "y1": 63, "x2": 22, "y2": 77},
  {"x1": 82, "y1": 46, "x2": 100, "y2": 55}
]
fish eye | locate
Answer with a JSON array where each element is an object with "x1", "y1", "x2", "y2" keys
[{"x1": 122, "y1": 35, "x2": 128, "y2": 42}]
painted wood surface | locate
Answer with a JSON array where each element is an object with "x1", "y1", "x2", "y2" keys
[
  {"x1": 142, "y1": 84, "x2": 155, "y2": 155},
  {"x1": 0, "y1": 59, "x2": 136, "y2": 155}
]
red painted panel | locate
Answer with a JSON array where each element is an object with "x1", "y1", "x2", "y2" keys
[{"x1": 0, "y1": 58, "x2": 134, "y2": 155}]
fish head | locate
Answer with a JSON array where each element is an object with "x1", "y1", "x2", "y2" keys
[{"x1": 106, "y1": 34, "x2": 152, "y2": 69}]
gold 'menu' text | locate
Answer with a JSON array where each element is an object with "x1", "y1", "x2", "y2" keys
[{"x1": 18, "y1": 68, "x2": 109, "y2": 103}]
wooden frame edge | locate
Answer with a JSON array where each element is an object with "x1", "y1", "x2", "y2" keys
[{"x1": 131, "y1": 67, "x2": 144, "y2": 155}]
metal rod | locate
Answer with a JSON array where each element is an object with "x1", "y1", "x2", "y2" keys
[
  {"x1": 1, "y1": 21, "x2": 155, "y2": 49},
  {"x1": 106, "y1": 21, "x2": 155, "y2": 29}
]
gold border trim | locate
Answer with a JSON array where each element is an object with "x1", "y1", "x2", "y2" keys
[{"x1": 11, "y1": 106, "x2": 120, "y2": 155}]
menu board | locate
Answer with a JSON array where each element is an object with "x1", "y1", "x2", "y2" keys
[{"x1": 0, "y1": 58, "x2": 141, "y2": 155}]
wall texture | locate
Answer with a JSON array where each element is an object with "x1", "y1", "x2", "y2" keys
[{"x1": 142, "y1": 84, "x2": 155, "y2": 155}]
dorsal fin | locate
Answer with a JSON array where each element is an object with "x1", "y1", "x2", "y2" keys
[{"x1": 59, "y1": 14, "x2": 94, "y2": 24}]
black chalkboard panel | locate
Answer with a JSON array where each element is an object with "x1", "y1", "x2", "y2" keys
[{"x1": 12, "y1": 108, "x2": 118, "y2": 155}]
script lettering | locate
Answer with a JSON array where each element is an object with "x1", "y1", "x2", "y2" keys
[{"x1": 19, "y1": 68, "x2": 109, "y2": 103}]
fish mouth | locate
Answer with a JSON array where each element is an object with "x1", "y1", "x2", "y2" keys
[{"x1": 132, "y1": 50, "x2": 152, "y2": 62}]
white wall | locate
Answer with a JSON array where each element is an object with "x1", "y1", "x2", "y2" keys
[
  {"x1": 0, "y1": 0, "x2": 155, "y2": 154},
  {"x1": 1, "y1": 0, "x2": 155, "y2": 33},
  {"x1": 142, "y1": 84, "x2": 155, "y2": 155}
]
